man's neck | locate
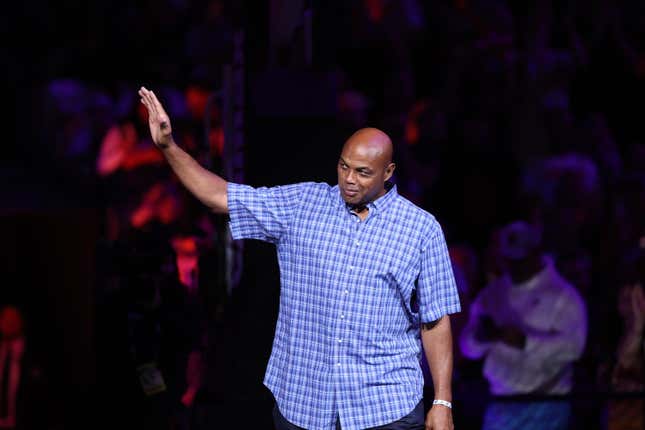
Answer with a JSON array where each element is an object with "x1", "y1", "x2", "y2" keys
[{"x1": 349, "y1": 204, "x2": 369, "y2": 220}]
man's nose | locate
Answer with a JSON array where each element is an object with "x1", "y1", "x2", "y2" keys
[{"x1": 346, "y1": 170, "x2": 356, "y2": 183}]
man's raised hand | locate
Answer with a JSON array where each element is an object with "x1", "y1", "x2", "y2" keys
[{"x1": 139, "y1": 86, "x2": 174, "y2": 149}]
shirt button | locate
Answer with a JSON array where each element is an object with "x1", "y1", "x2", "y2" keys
[
  {"x1": 349, "y1": 265, "x2": 354, "y2": 270},
  {"x1": 337, "y1": 338, "x2": 343, "y2": 343},
  {"x1": 344, "y1": 289, "x2": 349, "y2": 295},
  {"x1": 337, "y1": 362, "x2": 341, "y2": 366},
  {"x1": 340, "y1": 314, "x2": 345, "y2": 319},
  {"x1": 355, "y1": 240, "x2": 360, "y2": 246}
]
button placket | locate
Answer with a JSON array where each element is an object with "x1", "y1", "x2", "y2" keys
[{"x1": 335, "y1": 211, "x2": 356, "y2": 371}]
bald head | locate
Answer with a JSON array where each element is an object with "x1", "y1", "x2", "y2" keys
[{"x1": 343, "y1": 127, "x2": 393, "y2": 168}]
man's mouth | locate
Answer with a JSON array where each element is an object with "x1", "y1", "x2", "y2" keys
[{"x1": 343, "y1": 188, "x2": 358, "y2": 197}]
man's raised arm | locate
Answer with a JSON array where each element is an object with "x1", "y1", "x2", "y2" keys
[{"x1": 138, "y1": 86, "x2": 228, "y2": 214}]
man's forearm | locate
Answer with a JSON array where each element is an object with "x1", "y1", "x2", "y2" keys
[
  {"x1": 162, "y1": 142, "x2": 229, "y2": 214},
  {"x1": 421, "y1": 315, "x2": 454, "y2": 402}
]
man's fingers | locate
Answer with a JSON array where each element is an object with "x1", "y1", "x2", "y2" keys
[
  {"x1": 147, "y1": 90, "x2": 158, "y2": 114},
  {"x1": 143, "y1": 88, "x2": 168, "y2": 121},
  {"x1": 139, "y1": 87, "x2": 166, "y2": 120},
  {"x1": 139, "y1": 87, "x2": 171, "y2": 139},
  {"x1": 146, "y1": 90, "x2": 159, "y2": 118},
  {"x1": 139, "y1": 88, "x2": 155, "y2": 116},
  {"x1": 138, "y1": 89, "x2": 150, "y2": 109},
  {"x1": 150, "y1": 90, "x2": 168, "y2": 118},
  {"x1": 139, "y1": 87, "x2": 158, "y2": 117}
]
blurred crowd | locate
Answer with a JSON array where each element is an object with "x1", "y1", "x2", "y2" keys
[{"x1": 6, "y1": 0, "x2": 645, "y2": 429}]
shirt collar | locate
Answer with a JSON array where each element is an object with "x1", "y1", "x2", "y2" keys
[{"x1": 370, "y1": 182, "x2": 398, "y2": 215}]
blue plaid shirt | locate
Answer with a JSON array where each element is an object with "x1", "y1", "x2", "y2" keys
[{"x1": 228, "y1": 181, "x2": 461, "y2": 430}]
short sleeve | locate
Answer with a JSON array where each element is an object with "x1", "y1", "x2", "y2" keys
[
  {"x1": 227, "y1": 182, "x2": 307, "y2": 243},
  {"x1": 417, "y1": 224, "x2": 462, "y2": 323}
]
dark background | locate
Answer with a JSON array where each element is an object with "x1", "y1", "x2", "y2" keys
[{"x1": 2, "y1": 1, "x2": 644, "y2": 429}]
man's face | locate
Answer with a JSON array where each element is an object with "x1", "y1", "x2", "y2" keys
[{"x1": 337, "y1": 138, "x2": 394, "y2": 207}]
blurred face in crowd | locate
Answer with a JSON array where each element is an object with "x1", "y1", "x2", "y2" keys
[
  {"x1": 617, "y1": 283, "x2": 644, "y2": 329},
  {"x1": 337, "y1": 128, "x2": 395, "y2": 207},
  {"x1": 0, "y1": 306, "x2": 24, "y2": 340},
  {"x1": 505, "y1": 250, "x2": 545, "y2": 284},
  {"x1": 172, "y1": 236, "x2": 200, "y2": 292}
]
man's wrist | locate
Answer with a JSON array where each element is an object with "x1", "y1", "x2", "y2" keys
[
  {"x1": 432, "y1": 399, "x2": 452, "y2": 409},
  {"x1": 158, "y1": 138, "x2": 177, "y2": 151}
]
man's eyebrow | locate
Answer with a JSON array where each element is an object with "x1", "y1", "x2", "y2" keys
[{"x1": 339, "y1": 157, "x2": 372, "y2": 172}]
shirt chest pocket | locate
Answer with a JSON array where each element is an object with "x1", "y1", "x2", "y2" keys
[
  {"x1": 359, "y1": 240, "x2": 420, "y2": 307},
  {"x1": 362, "y1": 234, "x2": 419, "y2": 279},
  {"x1": 287, "y1": 219, "x2": 349, "y2": 273}
]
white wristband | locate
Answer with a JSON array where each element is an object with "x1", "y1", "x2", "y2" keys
[{"x1": 432, "y1": 399, "x2": 452, "y2": 409}]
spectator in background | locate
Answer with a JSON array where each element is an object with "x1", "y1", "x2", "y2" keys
[
  {"x1": 596, "y1": 244, "x2": 645, "y2": 430},
  {"x1": 171, "y1": 232, "x2": 204, "y2": 296},
  {"x1": 459, "y1": 220, "x2": 588, "y2": 430},
  {"x1": 598, "y1": 173, "x2": 645, "y2": 297},
  {"x1": 519, "y1": 152, "x2": 602, "y2": 259},
  {"x1": 95, "y1": 96, "x2": 169, "y2": 241},
  {"x1": 0, "y1": 305, "x2": 51, "y2": 430},
  {"x1": 95, "y1": 103, "x2": 162, "y2": 177},
  {"x1": 95, "y1": 231, "x2": 207, "y2": 430},
  {"x1": 396, "y1": 98, "x2": 447, "y2": 209},
  {"x1": 42, "y1": 79, "x2": 115, "y2": 185},
  {"x1": 129, "y1": 181, "x2": 182, "y2": 231}
]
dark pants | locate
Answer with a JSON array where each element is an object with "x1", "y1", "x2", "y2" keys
[{"x1": 273, "y1": 400, "x2": 425, "y2": 430}]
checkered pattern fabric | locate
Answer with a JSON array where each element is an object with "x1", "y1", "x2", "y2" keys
[{"x1": 228, "y1": 181, "x2": 461, "y2": 430}]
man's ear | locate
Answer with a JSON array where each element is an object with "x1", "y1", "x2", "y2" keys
[{"x1": 384, "y1": 163, "x2": 396, "y2": 181}]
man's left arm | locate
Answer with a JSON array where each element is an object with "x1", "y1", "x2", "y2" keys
[
  {"x1": 416, "y1": 223, "x2": 461, "y2": 429},
  {"x1": 422, "y1": 315, "x2": 455, "y2": 430}
]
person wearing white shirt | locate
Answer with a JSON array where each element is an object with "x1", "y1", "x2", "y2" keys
[{"x1": 459, "y1": 221, "x2": 588, "y2": 429}]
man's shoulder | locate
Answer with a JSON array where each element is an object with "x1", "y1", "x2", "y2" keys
[
  {"x1": 267, "y1": 181, "x2": 331, "y2": 192},
  {"x1": 550, "y1": 266, "x2": 587, "y2": 304},
  {"x1": 302, "y1": 181, "x2": 333, "y2": 192},
  {"x1": 393, "y1": 193, "x2": 442, "y2": 233},
  {"x1": 230, "y1": 181, "x2": 330, "y2": 195},
  {"x1": 274, "y1": 181, "x2": 336, "y2": 209},
  {"x1": 287, "y1": 181, "x2": 334, "y2": 199}
]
